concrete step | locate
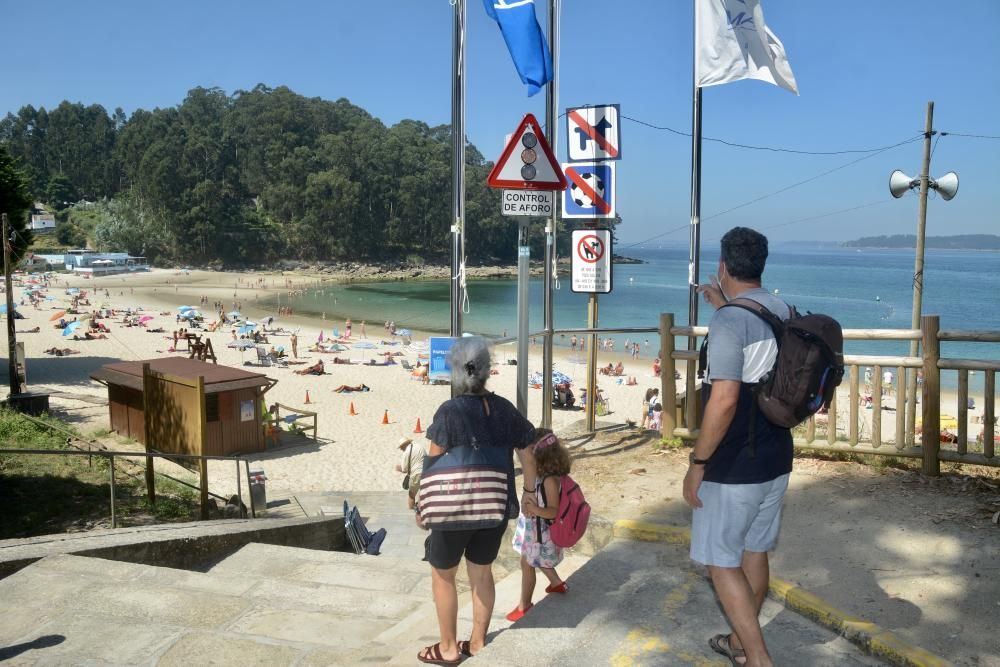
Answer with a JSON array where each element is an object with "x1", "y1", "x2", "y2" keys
[
  {"x1": 465, "y1": 538, "x2": 884, "y2": 666},
  {"x1": 209, "y1": 542, "x2": 431, "y2": 595}
]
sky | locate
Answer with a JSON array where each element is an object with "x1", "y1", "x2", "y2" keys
[{"x1": 2, "y1": 0, "x2": 998, "y2": 247}]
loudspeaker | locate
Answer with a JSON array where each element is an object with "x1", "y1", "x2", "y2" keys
[
  {"x1": 933, "y1": 171, "x2": 959, "y2": 201},
  {"x1": 889, "y1": 170, "x2": 916, "y2": 199}
]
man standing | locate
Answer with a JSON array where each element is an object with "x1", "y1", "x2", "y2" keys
[{"x1": 684, "y1": 227, "x2": 792, "y2": 667}]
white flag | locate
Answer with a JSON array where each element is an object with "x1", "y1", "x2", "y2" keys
[{"x1": 695, "y1": 0, "x2": 799, "y2": 95}]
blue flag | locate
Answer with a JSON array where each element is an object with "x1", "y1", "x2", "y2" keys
[{"x1": 483, "y1": 0, "x2": 553, "y2": 97}]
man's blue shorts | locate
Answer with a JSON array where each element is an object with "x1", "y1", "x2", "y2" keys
[{"x1": 690, "y1": 474, "x2": 790, "y2": 568}]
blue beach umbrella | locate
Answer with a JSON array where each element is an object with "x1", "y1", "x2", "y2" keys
[
  {"x1": 352, "y1": 340, "x2": 377, "y2": 360},
  {"x1": 62, "y1": 321, "x2": 82, "y2": 337},
  {"x1": 180, "y1": 310, "x2": 201, "y2": 319},
  {"x1": 178, "y1": 306, "x2": 196, "y2": 312},
  {"x1": 529, "y1": 370, "x2": 573, "y2": 386},
  {"x1": 227, "y1": 339, "x2": 256, "y2": 350},
  {"x1": 396, "y1": 328, "x2": 412, "y2": 337},
  {"x1": 0, "y1": 304, "x2": 15, "y2": 314},
  {"x1": 238, "y1": 324, "x2": 255, "y2": 335}
]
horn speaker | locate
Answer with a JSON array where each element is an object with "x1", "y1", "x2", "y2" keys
[
  {"x1": 889, "y1": 170, "x2": 917, "y2": 199},
  {"x1": 933, "y1": 171, "x2": 959, "y2": 201}
]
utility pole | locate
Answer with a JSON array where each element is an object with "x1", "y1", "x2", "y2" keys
[
  {"x1": 905, "y1": 102, "x2": 935, "y2": 444},
  {"x1": 3, "y1": 213, "x2": 19, "y2": 397}
]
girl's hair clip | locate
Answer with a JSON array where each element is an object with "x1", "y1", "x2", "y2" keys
[{"x1": 534, "y1": 433, "x2": 558, "y2": 450}]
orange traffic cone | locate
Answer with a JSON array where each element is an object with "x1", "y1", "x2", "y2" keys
[
  {"x1": 382, "y1": 410, "x2": 390, "y2": 425},
  {"x1": 349, "y1": 402, "x2": 357, "y2": 416},
  {"x1": 304, "y1": 390, "x2": 312, "y2": 404},
  {"x1": 413, "y1": 418, "x2": 423, "y2": 434}
]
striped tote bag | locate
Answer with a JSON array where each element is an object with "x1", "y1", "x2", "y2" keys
[{"x1": 417, "y1": 406, "x2": 511, "y2": 531}]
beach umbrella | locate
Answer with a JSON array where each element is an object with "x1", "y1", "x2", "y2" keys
[
  {"x1": 66, "y1": 288, "x2": 80, "y2": 294},
  {"x1": 243, "y1": 320, "x2": 257, "y2": 327},
  {"x1": 529, "y1": 370, "x2": 573, "y2": 386},
  {"x1": 0, "y1": 304, "x2": 15, "y2": 314},
  {"x1": 62, "y1": 321, "x2": 82, "y2": 337},
  {"x1": 49, "y1": 310, "x2": 66, "y2": 321},
  {"x1": 396, "y1": 328, "x2": 412, "y2": 337},
  {"x1": 238, "y1": 324, "x2": 255, "y2": 335},
  {"x1": 139, "y1": 315, "x2": 154, "y2": 323},
  {"x1": 228, "y1": 310, "x2": 242, "y2": 319},
  {"x1": 352, "y1": 340, "x2": 377, "y2": 360},
  {"x1": 178, "y1": 306, "x2": 196, "y2": 312},
  {"x1": 227, "y1": 338, "x2": 256, "y2": 362},
  {"x1": 180, "y1": 309, "x2": 201, "y2": 319}
]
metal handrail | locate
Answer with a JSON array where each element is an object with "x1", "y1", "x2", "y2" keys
[{"x1": 0, "y1": 447, "x2": 256, "y2": 529}]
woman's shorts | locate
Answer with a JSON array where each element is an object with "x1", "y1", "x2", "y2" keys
[{"x1": 427, "y1": 522, "x2": 509, "y2": 570}]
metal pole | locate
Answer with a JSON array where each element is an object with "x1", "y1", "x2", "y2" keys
[
  {"x1": 450, "y1": 0, "x2": 467, "y2": 344},
  {"x1": 516, "y1": 219, "x2": 531, "y2": 416},
  {"x1": 2, "y1": 213, "x2": 19, "y2": 397},
  {"x1": 906, "y1": 101, "x2": 934, "y2": 445},
  {"x1": 585, "y1": 293, "x2": 598, "y2": 431},
  {"x1": 687, "y1": 85, "x2": 703, "y2": 334},
  {"x1": 109, "y1": 454, "x2": 117, "y2": 528},
  {"x1": 541, "y1": 0, "x2": 560, "y2": 429}
]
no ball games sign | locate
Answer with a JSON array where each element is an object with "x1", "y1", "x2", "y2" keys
[
  {"x1": 571, "y1": 228, "x2": 613, "y2": 294},
  {"x1": 502, "y1": 190, "x2": 555, "y2": 217}
]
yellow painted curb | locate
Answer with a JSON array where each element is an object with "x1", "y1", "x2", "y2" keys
[{"x1": 611, "y1": 520, "x2": 951, "y2": 667}]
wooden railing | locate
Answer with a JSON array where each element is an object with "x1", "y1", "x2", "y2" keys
[{"x1": 658, "y1": 313, "x2": 1000, "y2": 474}]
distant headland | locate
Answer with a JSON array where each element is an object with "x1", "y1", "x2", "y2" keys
[{"x1": 842, "y1": 234, "x2": 1000, "y2": 250}]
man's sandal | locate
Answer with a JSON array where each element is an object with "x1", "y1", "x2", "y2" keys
[
  {"x1": 417, "y1": 642, "x2": 463, "y2": 665},
  {"x1": 458, "y1": 641, "x2": 473, "y2": 657},
  {"x1": 709, "y1": 634, "x2": 746, "y2": 666}
]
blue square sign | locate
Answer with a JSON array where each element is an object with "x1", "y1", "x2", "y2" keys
[{"x1": 561, "y1": 162, "x2": 616, "y2": 219}]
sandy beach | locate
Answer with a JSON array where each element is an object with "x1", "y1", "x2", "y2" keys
[{"x1": 12, "y1": 266, "x2": 991, "y2": 500}]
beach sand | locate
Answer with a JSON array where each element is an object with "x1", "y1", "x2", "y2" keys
[{"x1": 13, "y1": 267, "x2": 992, "y2": 499}]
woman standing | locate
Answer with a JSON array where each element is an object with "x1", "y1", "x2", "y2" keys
[{"x1": 416, "y1": 337, "x2": 538, "y2": 664}]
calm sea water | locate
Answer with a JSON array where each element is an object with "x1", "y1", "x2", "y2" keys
[{"x1": 276, "y1": 245, "x2": 1000, "y2": 368}]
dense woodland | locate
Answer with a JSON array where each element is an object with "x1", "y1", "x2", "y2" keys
[{"x1": 0, "y1": 85, "x2": 577, "y2": 266}]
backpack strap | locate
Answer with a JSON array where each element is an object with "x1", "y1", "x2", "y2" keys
[{"x1": 714, "y1": 298, "x2": 789, "y2": 459}]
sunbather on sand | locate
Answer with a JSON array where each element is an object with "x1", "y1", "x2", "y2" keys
[
  {"x1": 294, "y1": 360, "x2": 325, "y2": 375},
  {"x1": 334, "y1": 384, "x2": 371, "y2": 393},
  {"x1": 331, "y1": 357, "x2": 352, "y2": 364},
  {"x1": 44, "y1": 347, "x2": 80, "y2": 356}
]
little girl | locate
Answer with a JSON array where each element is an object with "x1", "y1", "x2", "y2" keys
[{"x1": 508, "y1": 429, "x2": 572, "y2": 621}]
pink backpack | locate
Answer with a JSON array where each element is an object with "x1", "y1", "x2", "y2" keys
[{"x1": 542, "y1": 474, "x2": 591, "y2": 548}]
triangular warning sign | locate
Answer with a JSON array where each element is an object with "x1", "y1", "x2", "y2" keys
[{"x1": 487, "y1": 114, "x2": 567, "y2": 191}]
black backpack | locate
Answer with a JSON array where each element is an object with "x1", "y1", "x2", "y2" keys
[{"x1": 720, "y1": 298, "x2": 845, "y2": 430}]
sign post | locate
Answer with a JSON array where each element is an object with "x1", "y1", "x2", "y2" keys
[
  {"x1": 571, "y1": 228, "x2": 612, "y2": 430},
  {"x1": 488, "y1": 114, "x2": 567, "y2": 417}
]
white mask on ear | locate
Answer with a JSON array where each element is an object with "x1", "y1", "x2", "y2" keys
[{"x1": 717, "y1": 264, "x2": 730, "y2": 301}]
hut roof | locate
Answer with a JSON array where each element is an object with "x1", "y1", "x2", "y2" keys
[{"x1": 90, "y1": 357, "x2": 273, "y2": 395}]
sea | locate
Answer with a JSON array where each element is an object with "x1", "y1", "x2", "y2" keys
[{"x1": 274, "y1": 245, "x2": 1000, "y2": 385}]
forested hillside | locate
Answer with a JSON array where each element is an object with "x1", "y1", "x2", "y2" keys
[{"x1": 0, "y1": 85, "x2": 542, "y2": 266}]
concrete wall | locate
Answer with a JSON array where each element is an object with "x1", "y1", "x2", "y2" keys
[{"x1": 0, "y1": 516, "x2": 345, "y2": 580}]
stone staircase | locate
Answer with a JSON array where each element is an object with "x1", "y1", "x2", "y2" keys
[{"x1": 0, "y1": 492, "x2": 885, "y2": 666}]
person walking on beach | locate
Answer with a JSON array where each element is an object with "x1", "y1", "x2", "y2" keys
[
  {"x1": 415, "y1": 337, "x2": 538, "y2": 664},
  {"x1": 685, "y1": 227, "x2": 792, "y2": 667},
  {"x1": 290, "y1": 332, "x2": 298, "y2": 359}
]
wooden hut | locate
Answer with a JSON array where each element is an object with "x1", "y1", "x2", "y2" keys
[{"x1": 90, "y1": 357, "x2": 277, "y2": 456}]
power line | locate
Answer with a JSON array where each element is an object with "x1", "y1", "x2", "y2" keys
[
  {"x1": 939, "y1": 131, "x2": 1000, "y2": 140},
  {"x1": 760, "y1": 199, "x2": 893, "y2": 231},
  {"x1": 622, "y1": 115, "x2": 922, "y2": 155}
]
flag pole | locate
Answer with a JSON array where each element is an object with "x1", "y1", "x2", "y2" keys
[
  {"x1": 541, "y1": 0, "x2": 560, "y2": 429},
  {"x1": 687, "y1": 6, "x2": 703, "y2": 406},
  {"x1": 450, "y1": 0, "x2": 467, "y2": 344}
]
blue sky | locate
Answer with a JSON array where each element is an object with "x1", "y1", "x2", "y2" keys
[{"x1": 2, "y1": 0, "x2": 998, "y2": 245}]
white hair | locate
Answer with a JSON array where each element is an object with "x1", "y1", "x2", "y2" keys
[{"x1": 448, "y1": 336, "x2": 491, "y2": 395}]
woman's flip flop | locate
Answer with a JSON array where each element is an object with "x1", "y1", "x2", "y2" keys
[
  {"x1": 708, "y1": 634, "x2": 746, "y2": 666},
  {"x1": 417, "y1": 642, "x2": 463, "y2": 665}
]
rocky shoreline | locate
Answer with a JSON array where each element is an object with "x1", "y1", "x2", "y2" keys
[{"x1": 254, "y1": 254, "x2": 645, "y2": 283}]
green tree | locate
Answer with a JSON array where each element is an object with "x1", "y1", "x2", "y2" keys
[{"x1": 0, "y1": 146, "x2": 34, "y2": 263}]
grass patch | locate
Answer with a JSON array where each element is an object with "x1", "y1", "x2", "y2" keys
[{"x1": 0, "y1": 408, "x2": 200, "y2": 538}]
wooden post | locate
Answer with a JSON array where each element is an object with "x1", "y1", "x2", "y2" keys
[
  {"x1": 660, "y1": 313, "x2": 676, "y2": 438},
  {"x1": 895, "y1": 365, "x2": 906, "y2": 450},
  {"x1": 848, "y1": 364, "x2": 859, "y2": 446},
  {"x1": 197, "y1": 375, "x2": 210, "y2": 519},
  {"x1": 984, "y1": 370, "x2": 996, "y2": 460},
  {"x1": 957, "y1": 370, "x2": 969, "y2": 455},
  {"x1": 921, "y1": 315, "x2": 941, "y2": 476},
  {"x1": 141, "y1": 363, "x2": 155, "y2": 505},
  {"x1": 109, "y1": 454, "x2": 117, "y2": 528}
]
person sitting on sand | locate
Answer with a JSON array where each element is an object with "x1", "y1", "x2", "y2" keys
[
  {"x1": 294, "y1": 360, "x2": 325, "y2": 375},
  {"x1": 614, "y1": 361, "x2": 624, "y2": 376},
  {"x1": 334, "y1": 383, "x2": 370, "y2": 393}
]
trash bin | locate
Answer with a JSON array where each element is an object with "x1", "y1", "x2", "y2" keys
[{"x1": 248, "y1": 469, "x2": 267, "y2": 511}]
